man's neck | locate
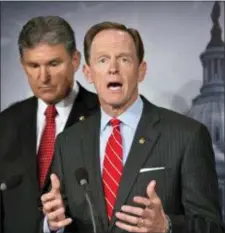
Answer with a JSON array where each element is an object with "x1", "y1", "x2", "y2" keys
[{"x1": 100, "y1": 94, "x2": 139, "y2": 118}]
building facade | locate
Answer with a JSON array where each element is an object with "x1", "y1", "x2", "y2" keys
[{"x1": 187, "y1": 1, "x2": 225, "y2": 221}]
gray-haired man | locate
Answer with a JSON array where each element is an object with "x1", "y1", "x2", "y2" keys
[{"x1": 0, "y1": 16, "x2": 99, "y2": 233}]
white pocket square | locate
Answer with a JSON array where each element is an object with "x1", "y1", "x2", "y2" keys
[{"x1": 139, "y1": 167, "x2": 165, "y2": 173}]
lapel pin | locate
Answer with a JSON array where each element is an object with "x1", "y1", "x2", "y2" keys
[
  {"x1": 139, "y1": 137, "x2": 145, "y2": 144},
  {"x1": 79, "y1": 116, "x2": 85, "y2": 121}
]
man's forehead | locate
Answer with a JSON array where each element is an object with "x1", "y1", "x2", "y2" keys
[
  {"x1": 23, "y1": 43, "x2": 66, "y2": 55},
  {"x1": 90, "y1": 30, "x2": 136, "y2": 57},
  {"x1": 22, "y1": 43, "x2": 68, "y2": 61},
  {"x1": 92, "y1": 29, "x2": 133, "y2": 45},
  {"x1": 91, "y1": 30, "x2": 136, "y2": 54}
]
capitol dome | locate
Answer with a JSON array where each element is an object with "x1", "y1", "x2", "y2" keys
[
  {"x1": 187, "y1": 1, "x2": 224, "y2": 154},
  {"x1": 187, "y1": 2, "x2": 225, "y2": 221}
]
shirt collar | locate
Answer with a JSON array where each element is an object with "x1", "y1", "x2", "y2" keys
[
  {"x1": 38, "y1": 81, "x2": 79, "y2": 118},
  {"x1": 100, "y1": 95, "x2": 143, "y2": 132}
]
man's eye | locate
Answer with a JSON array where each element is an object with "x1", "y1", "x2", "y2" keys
[
  {"x1": 29, "y1": 64, "x2": 39, "y2": 68},
  {"x1": 49, "y1": 61, "x2": 59, "y2": 67},
  {"x1": 99, "y1": 58, "x2": 107, "y2": 63},
  {"x1": 121, "y1": 57, "x2": 130, "y2": 63}
]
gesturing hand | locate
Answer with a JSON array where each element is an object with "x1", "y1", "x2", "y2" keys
[
  {"x1": 115, "y1": 180, "x2": 168, "y2": 233},
  {"x1": 41, "y1": 174, "x2": 72, "y2": 231}
]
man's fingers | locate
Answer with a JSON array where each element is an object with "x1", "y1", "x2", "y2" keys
[
  {"x1": 50, "y1": 173, "x2": 61, "y2": 192},
  {"x1": 115, "y1": 211, "x2": 139, "y2": 225},
  {"x1": 49, "y1": 218, "x2": 73, "y2": 230},
  {"x1": 41, "y1": 192, "x2": 56, "y2": 204},
  {"x1": 133, "y1": 195, "x2": 161, "y2": 210},
  {"x1": 41, "y1": 174, "x2": 61, "y2": 203},
  {"x1": 115, "y1": 221, "x2": 143, "y2": 233},
  {"x1": 43, "y1": 199, "x2": 63, "y2": 213},
  {"x1": 47, "y1": 207, "x2": 65, "y2": 221},
  {"x1": 120, "y1": 205, "x2": 145, "y2": 217},
  {"x1": 133, "y1": 196, "x2": 151, "y2": 208}
]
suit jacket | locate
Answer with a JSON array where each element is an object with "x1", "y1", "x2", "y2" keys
[
  {"x1": 51, "y1": 96, "x2": 224, "y2": 233},
  {"x1": 0, "y1": 84, "x2": 99, "y2": 233}
]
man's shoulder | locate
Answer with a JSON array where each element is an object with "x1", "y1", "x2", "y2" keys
[
  {"x1": 79, "y1": 85, "x2": 97, "y2": 98},
  {"x1": 0, "y1": 96, "x2": 36, "y2": 120},
  {"x1": 142, "y1": 97, "x2": 205, "y2": 133},
  {"x1": 157, "y1": 105, "x2": 206, "y2": 134},
  {"x1": 77, "y1": 84, "x2": 99, "y2": 108},
  {"x1": 58, "y1": 109, "x2": 99, "y2": 141}
]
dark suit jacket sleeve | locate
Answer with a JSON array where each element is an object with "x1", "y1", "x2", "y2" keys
[{"x1": 168, "y1": 124, "x2": 224, "y2": 233}]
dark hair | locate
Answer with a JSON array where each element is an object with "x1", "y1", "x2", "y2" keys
[
  {"x1": 18, "y1": 16, "x2": 76, "y2": 57},
  {"x1": 84, "y1": 21, "x2": 144, "y2": 65}
]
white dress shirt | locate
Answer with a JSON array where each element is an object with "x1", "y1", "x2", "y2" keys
[{"x1": 37, "y1": 83, "x2": 78, "y2": 152}]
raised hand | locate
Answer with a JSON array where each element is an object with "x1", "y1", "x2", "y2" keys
[
  {"x1": 115, "y1": 180, "x2": 168, "y2": 233},
  {"x1": 41, "y1": 174, "x2": 72, "y2": 231}
]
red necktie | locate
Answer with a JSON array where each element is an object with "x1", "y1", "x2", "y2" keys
[
  {"x1": 37, "y1": 105, "x2": 57, "y2": 188},
  {"x1": 102, "y1": 119, "x2": 123, "y2": 220}
]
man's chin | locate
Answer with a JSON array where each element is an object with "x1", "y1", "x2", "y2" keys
[
  {"x1": 39, "y1": 95, "x2": 59, "y2": 105},
  {"x1": 107, "y1": 100, "x2": 127, "y2": 109}
]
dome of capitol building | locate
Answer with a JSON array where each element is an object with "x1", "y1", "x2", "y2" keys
[
  {"x1": 187, "y1": 1, "x2": 225, "y2": 221},
  {"x1": 187, "y1": 1, "x2": 224, "y2": 157}
]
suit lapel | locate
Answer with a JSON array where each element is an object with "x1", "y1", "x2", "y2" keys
[
  {"x1": 109, "y1": 98, "x2": 162, "y2": 230},
  {"x1": 64, "y1": 90, "x2": 86, "y2": 129},
  {"x1": 82, "y1": 112, "x2": 109, "y2": 232},
  {"x1": 65, "y1": 84, "x2": 99, "y2": 129}
]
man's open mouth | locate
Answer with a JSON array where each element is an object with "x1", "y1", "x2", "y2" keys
[{"x1": 107, "y1": 82, "x2": 123, "y2": 91}]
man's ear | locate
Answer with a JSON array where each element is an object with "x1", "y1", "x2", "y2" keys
[
  {"x1": 72, "y1": 51, "x2": 81, "y2": 72},
  {"x1": 20, "y1": 56, "x2": 28, "y2": 75},
  {"x1": 20, "y1": 56, "x2": 25, "y2": 68},
  {"x1": 83, "y1": 64, "x2": 93, "y2": 83},
  {"x1": 138, "y1": 61, "x2": 147, "y2": 83}
]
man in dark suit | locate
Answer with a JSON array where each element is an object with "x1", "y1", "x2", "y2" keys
[
  {"x1": 0, "y1": 16, "x2": 99, "y2": 233},
  {"x1": 41, "y1": 21, "x2": 224, "y2": 233}
]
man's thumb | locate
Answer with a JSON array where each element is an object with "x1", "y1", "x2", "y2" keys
[
  {"x1": 50, "y1": 173, "x2": 60, "y2": 192},
  {"x1": 147, "y1": 180, "x2": 156, "y2": 198}
]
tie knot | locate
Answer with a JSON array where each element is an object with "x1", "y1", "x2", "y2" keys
[
  {"x1": 110, "y1": 118, "x2": 121, "y2": 127},
  {"x1": 44, "y1": 105, "x2": 57, "y2": 118}
]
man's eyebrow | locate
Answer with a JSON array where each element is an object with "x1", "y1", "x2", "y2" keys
[
  {"x1": 48, "y1": 57, "x2": 62, "y2": 62},
  {"x1": 117, "y1": 52, "x2": 133, "y2": 57}
]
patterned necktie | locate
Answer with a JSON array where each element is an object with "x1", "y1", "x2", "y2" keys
[
  {"x1": 37, "y1": 105, "x2": 57, "y2": 188},
  {"x1": 102, "y1": 118, "x2": 123, "y2": 220}
]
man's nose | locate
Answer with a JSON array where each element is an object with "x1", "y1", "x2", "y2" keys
[
  {"x1": 108, "y1": 59, "x2": 119, "y2": 74},
  {"x1": 39, "y1": 66, "x2": 50, "y2": 82}
]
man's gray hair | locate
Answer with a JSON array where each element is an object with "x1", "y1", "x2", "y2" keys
[{"x1": 18, "y1": 16, "x2": 76, "y2": 56}]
